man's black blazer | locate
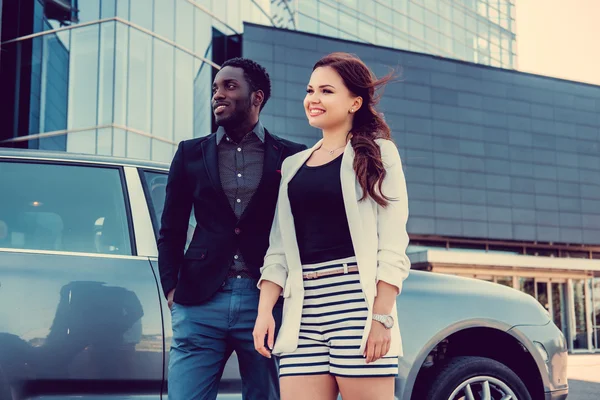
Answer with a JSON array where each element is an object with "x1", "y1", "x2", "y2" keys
[{"x1": 157, "y1": 129, "x2": 307, "y2": 305}]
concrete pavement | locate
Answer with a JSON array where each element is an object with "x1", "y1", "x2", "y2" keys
[{"x1": 567, "y1": 354, "x2": 600, "y2": 400}]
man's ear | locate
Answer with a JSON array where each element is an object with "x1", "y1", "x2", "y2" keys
[{"x1": 253, "y1": 90, "x2": 265, "y2": 108}]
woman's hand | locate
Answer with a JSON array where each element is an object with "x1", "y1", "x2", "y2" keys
[
  {"x1": 364, "y1": 320, "x2": 391, "y2": 363},
  {"x1": 253, "y1": 311, "x2": 276, "y2": 358}
]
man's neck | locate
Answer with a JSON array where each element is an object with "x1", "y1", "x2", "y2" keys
[{"x1": 225, "y1": 119, "x2": 258, "y2": 143}]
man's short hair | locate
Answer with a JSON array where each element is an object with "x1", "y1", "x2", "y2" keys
[{"x1": 221, "y1": 58, "x2": 271, "y2": 110}]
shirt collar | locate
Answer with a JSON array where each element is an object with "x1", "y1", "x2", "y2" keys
[{"x1": 216, "y1": 120, "x2": 265, "y2": 145}]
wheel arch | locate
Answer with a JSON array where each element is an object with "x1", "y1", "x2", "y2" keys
[{"x1": 402, "y1": 319, "x2": 546, "y2": 400}]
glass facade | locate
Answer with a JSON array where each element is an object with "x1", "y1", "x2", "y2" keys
[
  {"x1": 1, "y1": 0, "x2": 517, "y2": 161},
  {"x1": 0, "y1": 0, "x2": 295, "y2": 161},
  {"x1": 294, "y1": 0, "x2": 517, "y2": 69}
]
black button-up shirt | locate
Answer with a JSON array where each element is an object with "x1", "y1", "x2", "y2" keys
[{"x1": 216, "y1": 121, "x2": 265, "y2": 278}]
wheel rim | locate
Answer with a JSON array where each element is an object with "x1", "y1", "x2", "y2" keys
[{"x1": 447, "y1": 375, "x2": 519, "y2": 400}]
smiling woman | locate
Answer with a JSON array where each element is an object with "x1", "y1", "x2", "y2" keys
[{"x1": 255, "y1": 53, "x2": 410, "y2": 400}]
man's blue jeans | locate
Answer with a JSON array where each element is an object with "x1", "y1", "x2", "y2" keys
[{"x1": 168, "y1": 278, "x2": 282, "y2": 400}]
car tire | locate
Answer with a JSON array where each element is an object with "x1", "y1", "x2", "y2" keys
[{"x1": 424, "y1": 356, "x2": 532, "y2": 400}]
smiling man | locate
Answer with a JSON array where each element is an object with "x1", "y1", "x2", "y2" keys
[{"x1": 157, "y1": 58, "x2": 306, "y2": 400}]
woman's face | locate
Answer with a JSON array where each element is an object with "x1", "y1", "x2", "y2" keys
[{"x1": 304, "y1": 66, "x2": 361, "y2": 131}]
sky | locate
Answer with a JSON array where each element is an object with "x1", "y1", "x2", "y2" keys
[{"x1": 516, "y1": 0, "x2": 600, "y2": 86}]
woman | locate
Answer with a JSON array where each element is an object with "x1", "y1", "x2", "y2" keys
[{"x1": 253, "y1": 52, "x2": 410, "y2": 400}]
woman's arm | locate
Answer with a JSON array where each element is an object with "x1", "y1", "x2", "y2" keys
[
  {"x1": 365, "y1": 140, "x2": 411, "y2": 363},
  {"x1": 375, "y1": 139, "x2": 411, "y2": 298},
  {"x1": 254, "y1": 160, "x2": 290, "y2": 358}
]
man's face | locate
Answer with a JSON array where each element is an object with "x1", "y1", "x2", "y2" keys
[{"x1": 212, "y1": 66, "x2": 253, "y2": 128}]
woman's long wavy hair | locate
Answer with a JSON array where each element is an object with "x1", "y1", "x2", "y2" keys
[{"x1": 313, "y1": 52, "x2": 395, "y2": 207}]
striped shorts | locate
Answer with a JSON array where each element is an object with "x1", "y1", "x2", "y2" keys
[{"x1": 278, "y1": 256, "x2": 399, "y2": 378}]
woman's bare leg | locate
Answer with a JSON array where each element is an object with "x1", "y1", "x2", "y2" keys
[
  {"x1": 280, "y1": 374, "x2": 338, "y2": 400},
  {"x1": 336, "y1": 376, "x2": 395, "y2": 400}
]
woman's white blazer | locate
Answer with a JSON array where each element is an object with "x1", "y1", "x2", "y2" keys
[{"x1": 258, "y1": 138, "x2": 411, "y2": 357}]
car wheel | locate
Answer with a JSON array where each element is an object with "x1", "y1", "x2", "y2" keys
[{"x1": 424, "y1": 356, "x2": 532, "y2": 400}]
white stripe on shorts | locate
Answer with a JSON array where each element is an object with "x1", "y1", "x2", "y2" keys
[{"x1": 278, "y1": 256, "x2": 398, "y2": 378}]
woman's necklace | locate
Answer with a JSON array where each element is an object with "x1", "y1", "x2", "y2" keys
[{"x1": 320, "y1": 143, "x2": 346, "y2": 156}]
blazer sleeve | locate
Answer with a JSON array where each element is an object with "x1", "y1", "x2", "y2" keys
[
  {"x1": 157, "y1": 141, "x2": 193, "y2": 298},
  {"x1": 376, "y1": 140, "x2": 411, "y2": 295},
  {"x1": 257, "y1": 159, "x2": 290, "y2": 292}
]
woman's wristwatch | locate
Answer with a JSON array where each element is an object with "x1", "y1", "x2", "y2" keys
[{"x1": 372, "y1": 313, "x2": 395, "y2": 329}]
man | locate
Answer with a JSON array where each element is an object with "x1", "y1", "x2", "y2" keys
[{"x1": 158, "y1": 58, "x2": 306, "y2": 400}]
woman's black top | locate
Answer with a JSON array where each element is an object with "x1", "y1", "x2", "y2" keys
[{"x1": 287, "y1": 154, "x2": 355, "y2": 264}]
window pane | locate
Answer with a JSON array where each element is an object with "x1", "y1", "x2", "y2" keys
[
  {"x1": 193, "y1": 62, "x2": 213, "y2": 138},
  {"x1": 142, "y1": 170, "x2": 195, "y2": 249},
  {"x1": 496, "y1": 276, "x2": 513, "y2": 288},
  {"x1": 0, "y1": 161, "x2": 131, "y2": 255},
  {"x1": 130, "y1": 0, "x2": 153, "y2": 30},
  {"x1": 78, "y1": 0, "x2": 100, "y2": 23},
  {"x1": 98, "y1": 22, "x2": 116, "y2": 125},
  {"x1": 173, "y1": 50, "x2": 194, "y2": 144},
  {"x1": 518, "y1": 277, "x2": 535, "y2": 297},
  {"x1": 154, "y1": 0, "x2": 175, "y2": 40},
  {"x1": 573, "y1": 279, "x2": 589, "y2": 349},
  {"x1": 594, "y1": 278, "x2": 600, "y2": 326},
  {"x1": 194, "y1": 7, "x2": 213, "y2": 57},
  {"x1": 38, "y1": 31, "x2": 69, "y2": 138},
  {"x1": 152, "y1": 41, "x2": 174, "y2": 140},
  {"x1": 101, "y1": 0, "x2": 116, "y2": 18},
  {"x1": 127, "y1": 131, "x2": 151, "y2": 160},
  {"x1": 97, "y1": 127, "x2": 113, "y2": 156},
  {"x1": 175, "y1": 0, "x2": 194, "y2": 50},
  {"x1": 127, "y1": 28, "x2": 152, "y2": 133},
  {"x1": 114, "y1": 23, "x2": 129, "y2": 126},
  {"x1": 68, "y1": 25, "x2": 100, "y2": 130}
]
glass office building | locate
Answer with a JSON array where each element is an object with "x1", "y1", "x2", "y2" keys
[
  {"x1": 295, "y1": 0, "x2": 517, "y2": 69},
  {"x1": 0, "y1": 0, "x2": 516, "y2": 160},
  {"x1": 0, "y1": 0, "x2": 296, "y2": 161}
]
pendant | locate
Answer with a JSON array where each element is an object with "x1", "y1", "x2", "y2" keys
[{"x1": 329, "y1": 150, "x2": 334, "y2": 155}]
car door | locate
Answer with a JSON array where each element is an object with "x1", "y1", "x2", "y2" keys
[
  {"x1": 139, "y1": 169, "x2": 243, "y2": 398},
  {"x1": 0, "y1": 159, "x2": 163, "y2": 399}
]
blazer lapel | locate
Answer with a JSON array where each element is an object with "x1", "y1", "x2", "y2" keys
[{"x1": 201, "y1": 135, "x2": 236, "y2": 221}]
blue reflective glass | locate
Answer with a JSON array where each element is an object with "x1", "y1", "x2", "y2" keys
[
  {"x1": 67, "y1": 129, "x2": 97, "y2": 154},
  {"x1": 127, "y1": 28, "x2": 152, "y2": 132},
  {"x1": 154, "y1": 0, "x2": 175, "y2": 40},
  {"x1": 97, "y1": 127, "x2": 113, "y2": 155},
  {"x1": 101, "y1": 0, "x2": 116, "y2": 18},
  {"x1": 151, "y1": 139, "x2": 174, "y2": 163},
  {"x1": 113, "y1": 128, "x2": 127, "y2": 157},
  {"x1": 152, "y1": 41, "x2": 174, "y2": 140},
  {"x1": 72, "y1": 0, "x2": 100, "y2": 24},
  {"x1": 127, "y1": 131, "x2": 151, "y2": 159},
  {"x1": 175, "y1": 0, "x2": 194, "y2": 50},
  {"x1": 130, "y1": 0, "x2": 153, "y2": 30},
  {"x1": 194, "y1": 7, "x2": 212, "y2": 57},
  {"x1": 193, "y1": 62, "x2": 214, "y2": 138},
  {"x1": 173, "y1": 50, "x2": 194, "y2": 143},
  {"x1": 113, "y1": 23, "x2": 129, "y2": 126},
  {"x1": 68, "y1": 25, "x2": 100, "y2": 130},
  {"x1": 99, "y1": 22, "x2": 116, "y2": 125}
]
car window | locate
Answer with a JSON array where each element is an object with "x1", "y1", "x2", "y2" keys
[
  {"x1": 0, "y1": 161, "x2": 132, "y2": 255},
  {"x1": 142, "y1": 170, "x2": 196, "y2": 250}
]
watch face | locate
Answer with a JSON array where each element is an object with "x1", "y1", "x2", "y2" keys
[{"x1": 384, "y1": 316, "x2": 394, "y2": 328}]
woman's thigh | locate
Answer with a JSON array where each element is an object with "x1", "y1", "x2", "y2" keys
[
  {"x1": 336, "y1": 376, "x2": 395, "y2": 400},
  {"x1": 280, "y1": 374, "x2": 338, "y2": 400}
]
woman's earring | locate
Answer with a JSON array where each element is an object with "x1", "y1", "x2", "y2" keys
[{"x1": 349, "y1": 108, "x2": 355, "y2": 113}]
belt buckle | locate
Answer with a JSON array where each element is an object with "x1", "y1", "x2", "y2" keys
[{"x1": 304, "y1": 271, "x2": 318, "y2": 280}]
